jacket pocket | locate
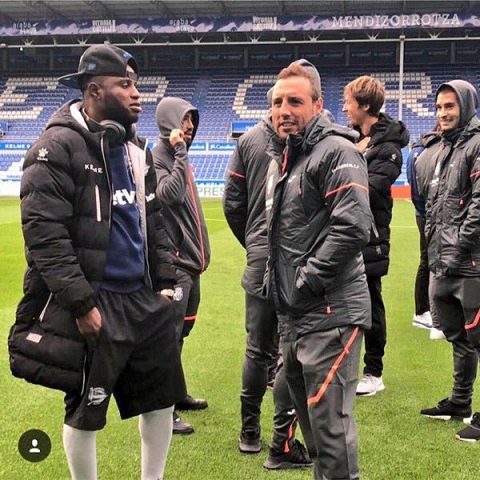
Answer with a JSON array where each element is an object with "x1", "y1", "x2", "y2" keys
[
  {"x1": 8, "y1": 297, "x2": 86, "y2": 395},
  {"x1": 283, "y1": 265, "x2": 325, "y2": 313}
]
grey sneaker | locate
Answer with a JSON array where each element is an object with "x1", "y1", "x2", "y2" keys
[
  {"x1": 413, "y1": 311, "x2": 432, "y2": 329},
  {"x1": 356, "y1": 374, "x2": 385, "y2": 396}
]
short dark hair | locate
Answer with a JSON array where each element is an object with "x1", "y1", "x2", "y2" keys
[
  {"x1": 344, "y1": 75, "x2": 385, "y2": 117},
  {"x1": 276, "y1": 63, "x2": 321, "y2": 101}
]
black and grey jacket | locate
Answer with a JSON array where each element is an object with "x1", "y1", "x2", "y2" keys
[
  {"x1": 265, "y1": 114, "x2": 372, "y2": 339},
  {"x1": 356, "y1": 113, "x2": 409, "y2": 278},
  {"x1": 152, "y1": 97, "x2": 210, "y2": 276},
  {"x1": 426, "y1": 80, "x2": 480, "y2": 277},
  {"x1": 9, "y1": 99, "x2": 175, "y2": 392},
  {"x1": 223, "y1": 115, "x2": 283, "y2": 298}
]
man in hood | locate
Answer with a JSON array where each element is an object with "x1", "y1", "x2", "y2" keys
[
  {"x1": 266, "y1": 62, "x2": 372, "y2": 479},
  {"x1": 419, "y1": 80, "x2": 480, "y2": 443},
  {"x1": 8, "y1": 43, "x2": 186, "y2": 480},
  {"x1": 152, "y1": 96, "x2": 211, "y2": 435},
  {"x1": 343, "y1": 75, "x2": 409, "y2": 397}
]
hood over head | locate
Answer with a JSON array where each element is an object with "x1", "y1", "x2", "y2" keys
[
  {"x1": 155, "y1": 96, "x2": 199, "y2": 144},
  {"x1": 436, "y1": 79, "x2": 479, "y2": 129}
]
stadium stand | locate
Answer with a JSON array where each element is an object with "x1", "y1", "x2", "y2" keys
[
  {"x1": 1, "y1": 0, "x2": 479, "y2": 197},
  {"x1": 1, "y1": 65, "x2": 479, "y2": 184}
]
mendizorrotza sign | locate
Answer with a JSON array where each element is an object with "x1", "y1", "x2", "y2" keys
[{"x1": 1, "y1": 12, "x2": 474, "y2": 37}]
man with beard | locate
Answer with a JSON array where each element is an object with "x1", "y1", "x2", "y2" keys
[
  {"x1": 8, "y1": 44, "x2": 186, "y2": 480},
  {"x1": 265, "y1": 62, "x2": 372, "y2": 480},
  {"x1": 223, "y1": 60, "x2": 320, "y2": 470},
  {"x1": 420, "y1": 80, "x2": 480, "y2": 442},
  {"x1": 152, "y1": 97, "x2": 211, "y2": 435}
]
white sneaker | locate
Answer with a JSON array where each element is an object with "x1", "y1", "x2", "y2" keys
[
  {"x1": 413, "y1": 311, "x2": 432, "y2": 329},
  {"x1": 356, "y1": 374, "x2": 385, "y2": 397},
  {"x1": 430, "y1": 327, "x2": 446, "y2": 340}
]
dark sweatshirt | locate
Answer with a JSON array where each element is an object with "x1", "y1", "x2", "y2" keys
[{"x1": 152, "y1": 97, "x2": 210, "y2": 275}]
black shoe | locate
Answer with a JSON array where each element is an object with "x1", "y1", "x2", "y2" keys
[
  {"x1": 239, "y1": 428, "x2": 261, "y2": 454},
  {"x1": 420, "y1": 398, "x2": 472, "y2": 421},
  {"x1": 176, "y1": 394, "x2": 208, "y2": 411},
  {"x1": 263, "y1": 439, "x2": 313, "y2": 470},
  {"x1": 456, "y1": 412, "x2": 480, "y2": 442},
  {"x1": 172, "y1": 411, "x2": 194, "y2": 435}
]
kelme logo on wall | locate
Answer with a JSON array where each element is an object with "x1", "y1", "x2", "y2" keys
[{"x1": 0, "y1": 141, "x2": 32, "y2": 150}]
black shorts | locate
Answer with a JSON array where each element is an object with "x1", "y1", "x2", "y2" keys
[{"x1": 64, "y1": 286, "x2": 186, "y2": 431}]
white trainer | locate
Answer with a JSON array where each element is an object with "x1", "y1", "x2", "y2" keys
[
  {"x1": 356, "y1": 374, "x2": 385, "y2": 397},
  {"x1": 430, "y1": 327, "x2": 446, "y2": 340},
  {"x1": 413, "y1": 311, "x2": 432, "y2": 329}
]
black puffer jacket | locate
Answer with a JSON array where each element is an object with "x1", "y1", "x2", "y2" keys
[
  {"x1": 152, "y1": 97, "x2": 210, "y2": 276},
  {"x1": 265, "y1": 114, "x2": 372, "y2": 340},
  {"x1": 357, "y1": 113, "x2": 409, "y2": 277},
  {"x1": 9, "y1": 99, "x2": 175, "y2": 392},
  {"x1": 412, "y1": 132, "x2": 442, "y2": 215},
  {"x1": 426, "y1": 80, "x2": 480, "y2": 277},
  {"x1": 223, "y1": 115, "x2": 283, "y2": 298}
]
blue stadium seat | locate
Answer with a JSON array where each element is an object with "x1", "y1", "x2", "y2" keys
[{"x1": 1, "y1": 66, "x2": 480, "y2": 181}]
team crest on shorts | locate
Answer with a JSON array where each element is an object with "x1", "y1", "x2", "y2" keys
[{"x1": 87, "y1": 387, "x2": 108, "y2": 406}]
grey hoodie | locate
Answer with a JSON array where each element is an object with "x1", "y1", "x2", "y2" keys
[
  {"x1": 427, "y1": 80, "x2": 480, "y2": 276},
  {"x1": 436, "y1": 79, "x2": 478, "y2": 129},
  {"x1": 152, "y1": 97, "x2": 210, "y2": 276},
  {"x1": 155, "y1": 96, "x2": 200, "y2": 143}
]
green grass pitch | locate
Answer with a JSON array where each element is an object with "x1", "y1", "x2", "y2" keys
[{"x1": 0, "y1": 197, "x2": 478, "y2": 479}]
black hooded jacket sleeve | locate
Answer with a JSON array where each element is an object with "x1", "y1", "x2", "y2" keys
[
  {"x1": 361, "y1": 113, "x2": 410, "y2": 277},
  {"x1": 223, "y1": 118, "x2": 282, "y2": 297}
]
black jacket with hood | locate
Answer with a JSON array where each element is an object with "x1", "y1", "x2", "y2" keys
[
  {"x1": 223, "y1": 115, "x2": 283, "y2": 298},
  {"x1": 426, "y1": 80, "x2": 480, "y2": 277},
  {"x1": 152, "y1": 97, "x2": 210, "y2": 276},
  {"x1": 410, "y1": 131, "x2": 442, "y2": 217},
  {"x1": 356, "y1": 113, "x2": 409, "y2": 277},
  {"x1": 265, "y1": 113, "x2": 372, "y2": 340},
  {"x1": 9, "y1": 99, "x2": 176, "y2": 393}
]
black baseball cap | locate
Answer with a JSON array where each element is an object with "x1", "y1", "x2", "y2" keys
[{"x1": 58, "y1": 44, "x2": 139, "y2": 89}]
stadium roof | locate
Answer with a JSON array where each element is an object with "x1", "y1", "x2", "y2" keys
[{"x1": 0, "y1": 0, "x2": 478, "y2": 22}]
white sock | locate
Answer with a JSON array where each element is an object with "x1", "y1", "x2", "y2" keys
[
  {"x1": 139, "y1": 406, "x2": 174, "y2": 480},
  {"x1": 63, "y1": 424, "x2": 97, "y2": 480}
]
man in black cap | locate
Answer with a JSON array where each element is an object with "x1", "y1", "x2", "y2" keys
[{"x1": 8, "y1": 44, "x2": 186, "y2": 479}]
